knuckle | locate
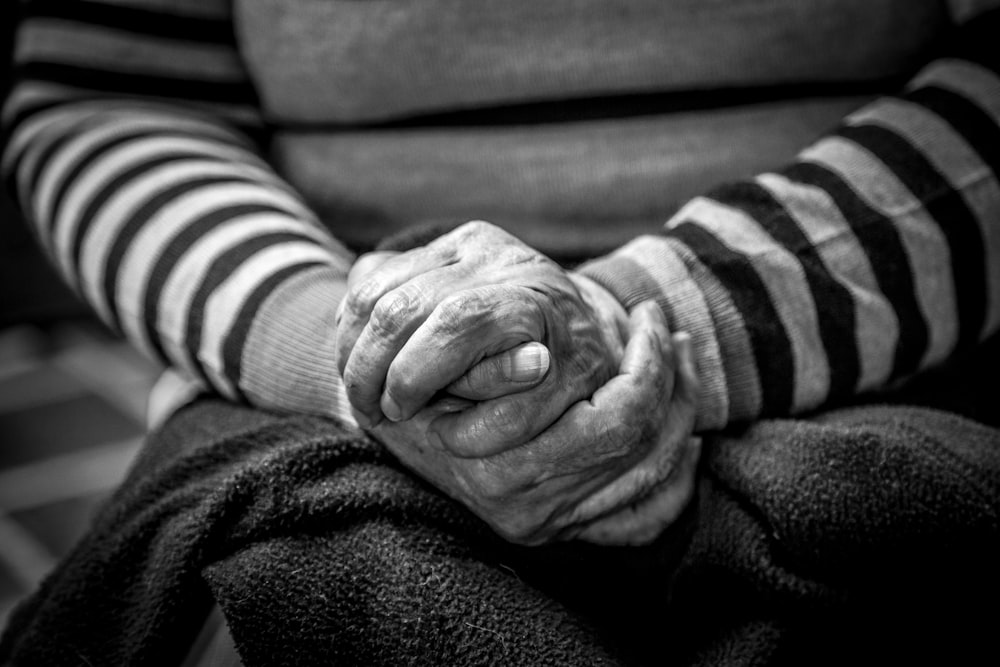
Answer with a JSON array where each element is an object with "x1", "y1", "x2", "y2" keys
[
  {"x1": 345, "y1": 276, "x2": 385, "y2": 317},
  {"x1": 421, "y1": 235, "x2": 459, "y2": 264},
  {"x1": 384, "y1": 366, "x2": 420, "y2": 403},
  {"x1": 453, "y1": 220, "x2": 514, "y2": 249},
  {"x1": 434, "y1": 292, "x2": 482, "y2": 337},
  {"x1": 369, "y1": 288, "x2": 417, "y2": 337},
  {"x1": 458, "y1": 219, "x2": 494, "y2": 237}
]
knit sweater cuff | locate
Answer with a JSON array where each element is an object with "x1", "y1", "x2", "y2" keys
[
  {"x1": 233, "y1": 265, "x2": 356, "y2": 423},
  {"x1": 577, "y1": 236, "x2": 736, "y2": 431},
  {"x1": 146, "y1": 263, "x2": 356, "y2": 427}
]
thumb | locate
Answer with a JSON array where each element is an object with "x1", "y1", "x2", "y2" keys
[{"x1": 447, "y1": 342, "x2": 551, "y2": 401}]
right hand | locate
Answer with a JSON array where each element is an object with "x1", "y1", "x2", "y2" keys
[{"x1": 342, "y1": 249, "x2": 556, "y2": 404}]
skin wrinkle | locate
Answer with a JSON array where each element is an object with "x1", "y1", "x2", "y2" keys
[
  {"x1": 368, "y1": 291, "x2": 699, "y2": 545},
  {"x1": 510, "y1": 325, "x2": 660, "y2": 483},
  {"x1": 605, "y1": 235, "x2": 730, "y2": 427},
  {"x1": 387, "y1": 285, "x2": 546, "y2": 408},
  {"x1": 340, "y1": 223, "x2": 632, "y2": 455},
  {"x1": 339, "y1": 227, "x2": 590, "y2": 426},
  {"x1": 563, "y1": 329, "x2": 698, "y2": 539}
]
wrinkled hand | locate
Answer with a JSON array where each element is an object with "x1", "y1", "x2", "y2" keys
[
  {"x1": 338, "y1": 221, "x2": 702, "y2": 545},
  {"x1": 336, "y1": 221, "x2": 628, "y2": 457},
  {"x1": 368, "y1": 301, "x2": 701, "y2": 545},
  {"x1": 344, "y1": 248, "x2": 555, "y2": 406}
]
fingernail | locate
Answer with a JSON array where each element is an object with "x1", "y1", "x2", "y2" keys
[
  {"x1": 507, "y1": 342, "x2": 550, "y2": 382},
  {"x1": 381, "y1": 394, "x2": 403, "y2": 422}
]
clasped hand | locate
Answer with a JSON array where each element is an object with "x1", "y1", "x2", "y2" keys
[{"x1": 336, "y1": 221, "x2": 700, "y2": 545}]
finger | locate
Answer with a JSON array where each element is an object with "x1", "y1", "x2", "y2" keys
[
  {"x1": 573, "y1": 436, "x2": 701, "y2": 546},
  {"x1": 369, "y1": 399, "x2": 520, "y2": 530},
  {"x1": 432, "y1": 299, "x2": 669, "y2": 460},
  {"x1": 435, "y1": 299, "x2": 668, "y2": 541},
  {"x1": 336, "y1": 251, "x2": 400, "y2": 330},
  {"x1": 524, "y1": 301, "x2": 672, "y2": 478},
  {"x1": 377, "y1": 307, "x2": 675, "y2": 546},
  {"x1": 335, "y1": 243, "x2": 457, "y2": 377},
  {"x1": 621, "y1": 301, "x2": 676, "y2": 402},
  {"x1": 566, "y1": 328, "x2": 699, "y2": 526},
  {"x1": 366, "y1": 403, "x2": 464, "y2": 502},
  {"x1": 341, "y1": 262, "x2": 479, "y2": 424},
  {"x1": 565, "y1": 387, "x2": 697, "y2": 526},
  {"x1": 463, "y1": 302, "x2": 676, "y2": 541},
  {"x1": 377, "y1": 285, "x2": 544, "y2": 423},
  {"x1": 447, "y1": 342, "x2": 551, "y2": 401},
  {"x1": 672, "y1": 330, "x2": 701, "y2": 406}
]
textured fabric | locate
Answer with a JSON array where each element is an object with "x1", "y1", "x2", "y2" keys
[
  {"x1": 2, "y1": 0, "x2": 1000, "y2": 431},
  {"x1": 670, "y1": 405, "x2": 1000, "y2": 666},
  {"x1": 2, "y1": 0, "x2": 357, "y2": 421},
  {"x1": 1, "y1": 397, "x2": 997, "y2": 665},
  {"x1": 236, "y1": 0, "x2": 944, "y2": 123},
  {"x1": 271, "y1": 97, "x2": 871, "y2": 258},
  {"x1": 579, "y1": 10, "x2": 1000, "y2": 428}
]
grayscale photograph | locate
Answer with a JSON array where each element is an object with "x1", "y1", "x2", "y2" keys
[{"x1": 1, "y1": 1, "x2": 998, "y2": 665}]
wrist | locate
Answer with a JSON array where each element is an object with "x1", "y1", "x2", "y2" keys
[{"x1": 235, "y1": 266, "x2": 356, "y2": 423}]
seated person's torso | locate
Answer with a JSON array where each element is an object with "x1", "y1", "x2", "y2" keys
[{"x1": 236, "y1": 0, "x2": 947, "y2": 257}]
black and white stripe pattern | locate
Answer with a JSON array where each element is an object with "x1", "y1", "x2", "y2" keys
[
  {"x1": 580, "y1": 8, "x2": 1000, "y2": 429},
  {"x1": 4, "y1": 0, "x2": 1000, "y2": 431},
  {"x1": 3, "y1": 0, "x2": 356, "y2": 419}
]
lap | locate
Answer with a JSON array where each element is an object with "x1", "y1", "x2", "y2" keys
[
  {"x1": 5, "y1": 388, "x2": 995, "y2": 664},
  {"x1": 158, "y1": 397, "x2": 999, "y2": 665}
]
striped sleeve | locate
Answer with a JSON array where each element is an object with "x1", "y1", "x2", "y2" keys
[
  {"x1": 1, "y1": 0, "x2": 358, "y2": 420},
  {"x1": 579, "y1": 8, "x2": 1000, "y2": 430}
]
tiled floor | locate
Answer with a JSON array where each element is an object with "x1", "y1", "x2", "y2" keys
[{"x1": 0, "y1": 320, "x2": 163, "y2": 629}]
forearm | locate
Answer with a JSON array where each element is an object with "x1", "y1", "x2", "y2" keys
[
  {"x1": 3, "y1": 0, "x2": 357, "y2": 419},
  {"x1": 5, "y1": 101, "x2": 357, "y2": 417},
  {"x1": 580, "y1": 9, "x2": 1000, "y2": 430}
]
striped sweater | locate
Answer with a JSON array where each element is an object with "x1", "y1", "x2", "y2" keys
[{"x1": 3, "y1": 0, "x2": 999, "y2": 431}]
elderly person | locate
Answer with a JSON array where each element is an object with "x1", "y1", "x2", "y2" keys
[{"x1": 2, "y1": 0, "x2": 999, "y2": 665}]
